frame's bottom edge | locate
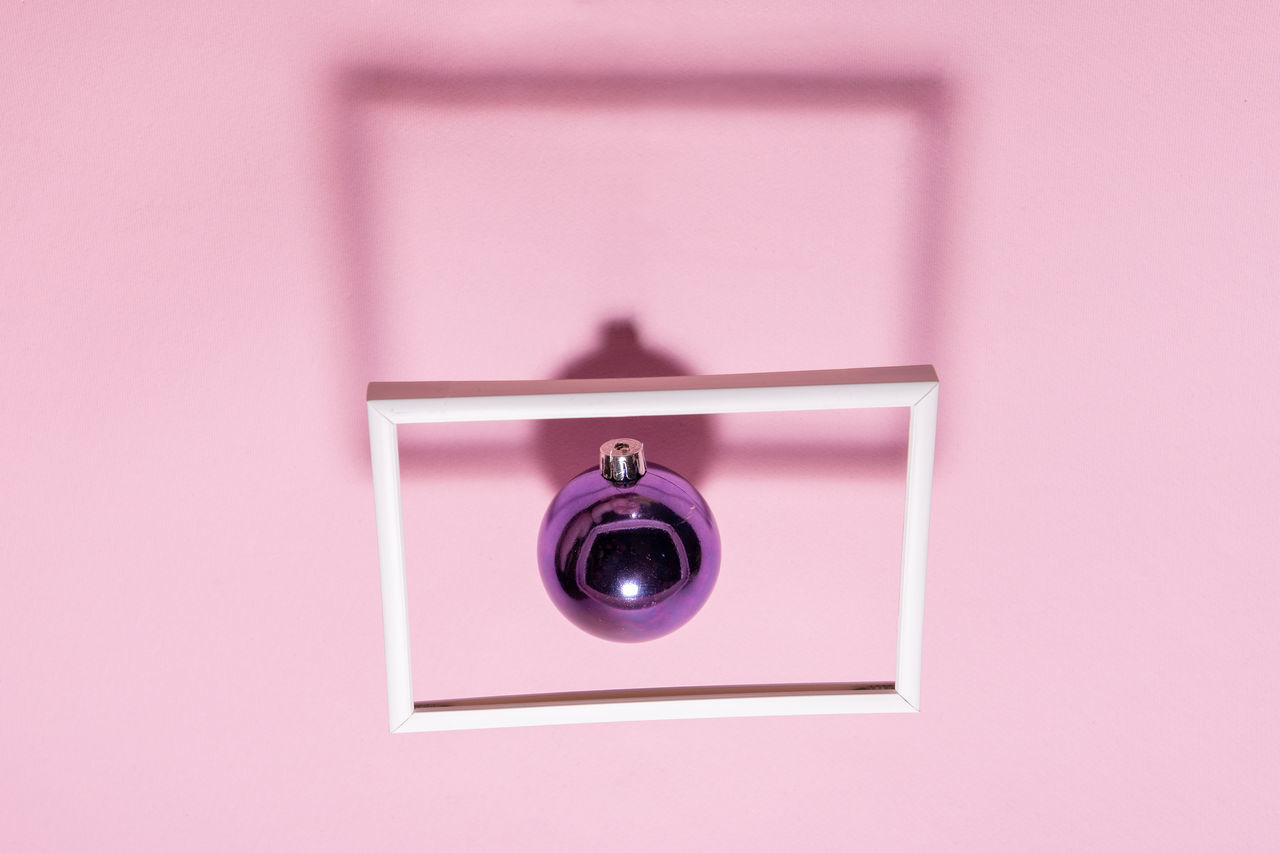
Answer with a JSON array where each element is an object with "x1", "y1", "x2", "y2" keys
[{"x1": 392, "y1": 683, "x2": 915, "y2": 733}]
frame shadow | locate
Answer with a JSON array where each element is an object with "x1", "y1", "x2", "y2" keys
[{"x1": 332, "y1": 66, "x2": 953, "y2": 480}]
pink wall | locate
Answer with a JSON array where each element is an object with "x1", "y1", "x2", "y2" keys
[{"x1": 3, "y1": 2, "x2": 1277, "y2": 849}]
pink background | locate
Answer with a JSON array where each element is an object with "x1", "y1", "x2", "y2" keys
[{"x1": 3, "y1": 2, "x2": 1277, "y2": 850}]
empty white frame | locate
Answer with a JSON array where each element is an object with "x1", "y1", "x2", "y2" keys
[{"x1": 368, "y1": 365, "x2": 938, "y2": 732}]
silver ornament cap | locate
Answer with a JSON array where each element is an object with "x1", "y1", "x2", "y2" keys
[{"x1": 600, "y1": 438, "x2": 646, "y2": 483}]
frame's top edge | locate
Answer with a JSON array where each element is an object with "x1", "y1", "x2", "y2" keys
[{"x1": 367, "y1": 365, "x2": 937, "y2": 402}]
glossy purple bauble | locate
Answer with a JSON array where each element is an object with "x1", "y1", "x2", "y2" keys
[{"x1": 537, "y1": 462, "x2": 720, "y2": 642}]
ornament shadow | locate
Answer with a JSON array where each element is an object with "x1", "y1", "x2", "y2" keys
[
  {"x1": 392, "y1": 318, "x2": 908, "y2": 486},
  {"x1": 531, "y1": 318, "x2": 715, "y2": 488}
]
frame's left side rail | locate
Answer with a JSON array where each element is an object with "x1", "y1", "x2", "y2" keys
[
  {"x1": 368, "y1": 407, "x2": 415, "y2": 730},
  {"x1": 894, "y1": 384, "x2": 938, "y2": 710}
]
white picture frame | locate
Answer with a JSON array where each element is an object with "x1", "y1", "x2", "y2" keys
[{"x1": 368, "y1": 365, "x2": 938, "y2": 732}]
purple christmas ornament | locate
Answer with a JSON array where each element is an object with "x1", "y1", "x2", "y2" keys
[{"x1": 537, "y1": 439, "x2": 720, "y2": 642}]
